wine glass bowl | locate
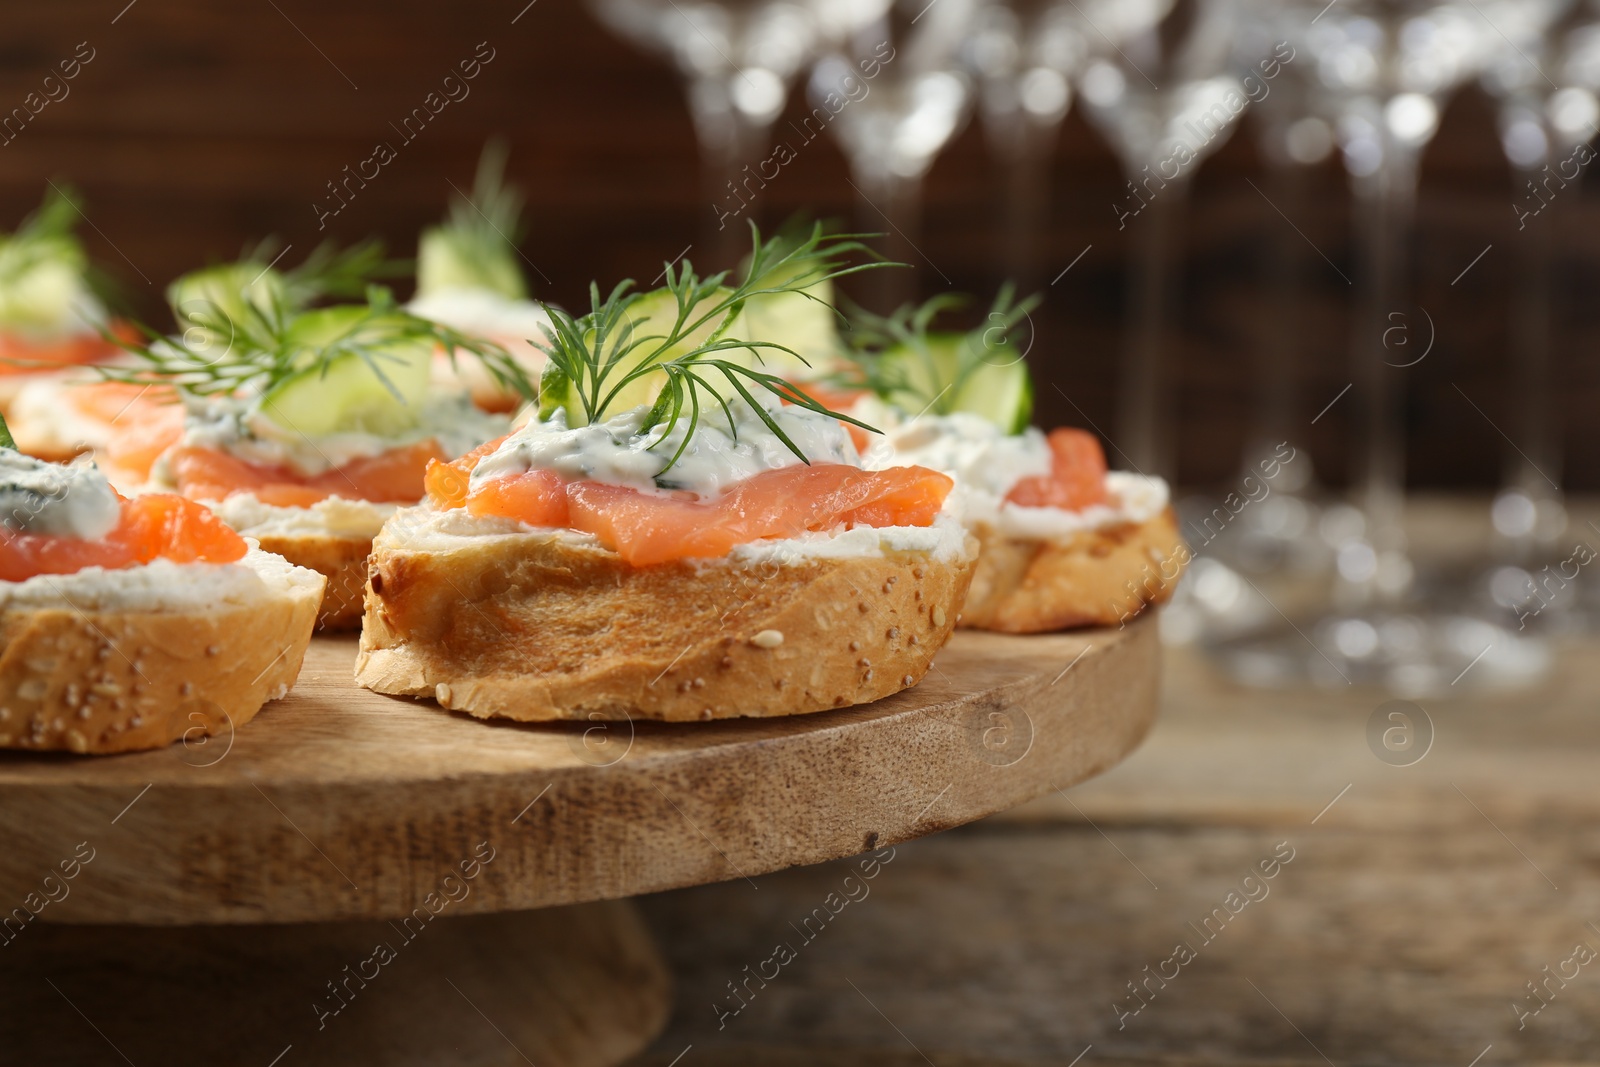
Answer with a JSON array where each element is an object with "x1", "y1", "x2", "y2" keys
[{"x1": 807, "y1": 0, "x2": 982, "y2": 306}]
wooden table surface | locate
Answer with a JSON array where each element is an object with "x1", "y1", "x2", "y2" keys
[{"x1": 623, "y1": 497, "x2": 1600, "y2": 1067}]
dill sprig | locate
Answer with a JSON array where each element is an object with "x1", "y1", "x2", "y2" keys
[
  {"x1": 418, "y1": 139, "x2": 528, "y2": 300},
  {"x1": 104, "y1": 284, "x2": 535, "y2": 403},
  {"x1": 168, "y1": 238, "x2": 410, "y2": 336},
  {"x1": 837, "y1": 283, "x2": 1041, "y2": 416},
  {"x1": 534, "y1": 222, "x2": 890, "y2": 469},
  {"x1": 0, "y1": 184, "x2": 89, "y2": 300}
]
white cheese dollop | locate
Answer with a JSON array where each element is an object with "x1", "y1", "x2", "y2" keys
[
  {"x1": 855, "y1": 399, "x2": 1169, "y2": 541},
  {"x1": 0, "y1": 546, "x2": 321, "y2": 613},
  {"x1": 472, "y1": 393, "x2": 858, "y2": 497},
  {"x1": 209, "y1": 493, "x2": 397, "y2": 540},
  {"x1": 163, "y1": 392, "x2": 508, "y2": 482},
  {"x1": 0, "y1": 450, "x2": 121, "y2": 540}
]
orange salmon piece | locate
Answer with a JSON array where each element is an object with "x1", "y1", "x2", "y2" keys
[
  {"x1": 113, "y1": 493, "x2": 248, "y2": 563},
  {"x1": 0, "y1": 493, "x2": 246, "y2": 582},
  {"x1": 0, "y1": 321, "x2": 134, "y2": 375},
  {"x1": 562, "y1": 463, "x2": 953, "y2": 566},
  {"x1": 466, "y1": 467, "x2": 569, "y2": 527},
  {"x1": 424, "y1": 435, "x2": 508, "y2": 509},
  {"x1": 1004, "y1": 427, "x2": 1108, "y2": 511},
  {"x1": 172, "y1": 440, "x2": 447, "y2": 506},
  {"x1": 103, "y1": 400, "x2": 185, "y2": 481}
]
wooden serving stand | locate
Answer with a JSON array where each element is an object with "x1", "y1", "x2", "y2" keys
[{"x1": 0, "y1": 615, "x2": 1160, "y2": 1066}]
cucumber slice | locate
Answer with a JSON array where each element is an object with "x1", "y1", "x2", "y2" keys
[
  {"x1": 0, "y1": 245, "x2": 90, "y2": 334},
  {"x1": 732, "y1": 277, "x2": 838, "y2": 376},
  {"x1": 417, "y1": 226, "x2": 527, "y2": 302},
  {"x1": 261, "y1": 306, "x2": 432, "y2": 437},
  {"x1": 167, "y1": 262, "x2": 287, "y2": 334},
  {"x1": 878, "y1": 333, "x2": 1033, "y2": 433}
]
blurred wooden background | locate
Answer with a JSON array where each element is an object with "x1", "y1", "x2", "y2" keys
[{"x1": 1, "y1": 0, "x2": 1596, "y2": 489}]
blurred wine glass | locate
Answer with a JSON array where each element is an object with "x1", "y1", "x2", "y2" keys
[
  {"x1": 1475, "y1": 0, "x2": 1600, "y2": 630},
  {"x1": 809, "y1": 0, "x2": 980, "y2": 309},
  {"x1": 1208, "y1": 0, "x2": 1558, "y2": 693},
  {"x1": 1073, "y1": 0, "x2": 1250, "y2": 480},
  {"x1": 1160, "y1": 12, "x2": 1340, "y2": 649},
  {"x1": 964, "y1": 0, "x2": 1091, "y2": 285},
  {"x1": 590, "y1": 0, "x2": 882, "y2": 264}
]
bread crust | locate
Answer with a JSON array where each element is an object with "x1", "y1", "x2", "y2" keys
[
  {"x1": 251, "y1": 533, "x2": 370, "y2": 631},
  {"x1": 0, "y1": 567, "x2": 322, "y2": 755},
  {"x1": 959, "y1": 507, "x2": 1188, "y2": 633},
  {"x1": 356, "y1": 525, "x2": 976, "y2": 722}
]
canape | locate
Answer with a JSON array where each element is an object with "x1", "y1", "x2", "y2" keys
[
  {"x1": 108, "y1": 285, "x2": 531, "y2": 629},
  {"x1": 357, "y1": 228, "x2": 976, "y2": 722},
  {"x1": 406, "y1": 142, "x2": 549, "y2": 413},
  {"x1": 840, "y1": 288, "x2": 1187, "y2": 632},
  {"x1": 0, "y1": 417, "x2": 322, "y2": 754},
  {"x1": 0, "y1": 186, "x2": 131, "y2": 415},
  {"x1": 8, "y1": 240, "x2": 402, "y2": 476}
]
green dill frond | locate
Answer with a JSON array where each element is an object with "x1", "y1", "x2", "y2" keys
[
  {"x1": 417, "y1": 138, "x2": 528, "y2": 301},
  {"x1": 837, "y1": 283, "x2": 1042, "y2": 418},
  {"x1": 0, "y1": 184, "x2": 89, "y2": 296},
  {"x1": 533, "y1": 221, "x2": 887, "y2": 468},
  {"x1": 167, "y1": 238, "x2": 409, "y2": 335},
  {"x1": 282, "y1": 238, "x2": 412, "y2": 305},
  {"x1": 104, "y1": 283, "x2": 535, "y2": 403}
]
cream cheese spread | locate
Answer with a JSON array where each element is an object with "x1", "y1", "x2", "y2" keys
[
  {"x1": 159, "y1": 392, "x2": 507, "y2": 483},
  {"x1": 854, "y1": 398, "x2": 1169, "y2": 541},
  {"x1": 0, "y1": 545, "x2": 321, "y2": 613},
  {"x1": 209, "y1": 493, "x2": 397, "y2": 540},
  {"x1": 0, "y1": 450, "x2": 120, "y2": 539},
  {"x1": 472, "y1": 393, "x2": 858, "y2": 497}
]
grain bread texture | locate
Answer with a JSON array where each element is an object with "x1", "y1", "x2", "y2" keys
[
  {"x1": 959, "y1": 507, "x2": 1187, "y2": 633},
  {"x1": 204, "y1": 495, "x2": 397, "y2": 631},
  {"x1": 356, "y1": 519, "x2": 977, "y2": 722},
  {"x1": 251, "y1": 533, "x2": 369, "y2": 630},
  {"x1": 0, "y1": 549, "x2": 324, "y2": 754}
]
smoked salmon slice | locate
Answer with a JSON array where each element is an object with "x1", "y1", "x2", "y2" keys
[
  {"x1": 441, "y1": 460, "x2": 954, "y2": 566},
  {"x1": 1005, "y1": 427, "x2": 1109, "y2": 511},
  {"x1": 170, "y1": 439, "x2": 448, "y2": 507},
  {"x1": 0, "y1": 322, "x2": 134, "y2": 375},
  {"x1": 0, "y1": 493, "x2": 247, "y2": 582},
  {"x1": 102, "y1": 393, "x2": 185, "y2": 480}
]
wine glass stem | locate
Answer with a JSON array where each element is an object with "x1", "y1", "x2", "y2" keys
[
  {"x1": 997, "y1": 119, "x2": 1055, "y2": 287},
  {"x1": 1507, "y1": 161, "x2": 1562, "y2": 527},
  {"x1": 855, "y1": 170, "x2": 921, "y2": 312},
  {"x1": 1118, "y1": 176, "x2": 1188, "y2": 480},
  {"x1": 696, "y1": 79, "x2": 778, "y2": 269},
  {"x1": 1256, "y1": 158, "x2": 1309, "y2": 464},
  {"x1": 1351, "y1": 151, "x2": 1417, "y2": 605}
]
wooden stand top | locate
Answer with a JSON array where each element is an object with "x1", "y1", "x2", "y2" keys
[{"x1": 0, "y1": 616, "x2": 1159, "y2": 925}]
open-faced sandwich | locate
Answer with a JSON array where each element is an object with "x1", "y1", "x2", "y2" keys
[
  {"x1": 356, "y1": 227, "x2": 977, "y2": 722},
  {"x1": 835, "y1": 288, "x2": 1187, "y2": 633},
  {"x1": 103, "y1": 284, "x2": 530, "y2": 629},
  {"x1": 8, "y1": 239, "x2": 403, "y2": 475},
  {"x1": 0, "y1": 415, "x2": 321, "y2": 754},
  {"x1": 0, "y1": 185, "x2": 132, "y2": 422},
  {"x1": 406, "y1": 141, "x2": 549, "y2": 413}
]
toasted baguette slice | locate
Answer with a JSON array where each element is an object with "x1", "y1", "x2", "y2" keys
[
  {"x1": 206, "y1": 494, "x2": 397, "y2": 631},
  {"x1": 356, "y1": 512, "x2": 977, "y2": 722},
  {"x1": 959, "y1": 507, "x2": 1187, "y2": 633},
  {"x1": 0, "y1": 548, "x2": 324, "y2": 754}
]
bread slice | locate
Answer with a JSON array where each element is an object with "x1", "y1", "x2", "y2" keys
[
  {"x1": 0, "y1": 548, "x2": 324, "y2": 754},
  {"x1": 205, "y1": 494, "x2": 396, "y2": 631},
  {"x1": 959, "y1": 507, "x2": 1187, "y2": 633},
  {"x1": 356, "y1": 511, "x2": 977, "y2": 722}
]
